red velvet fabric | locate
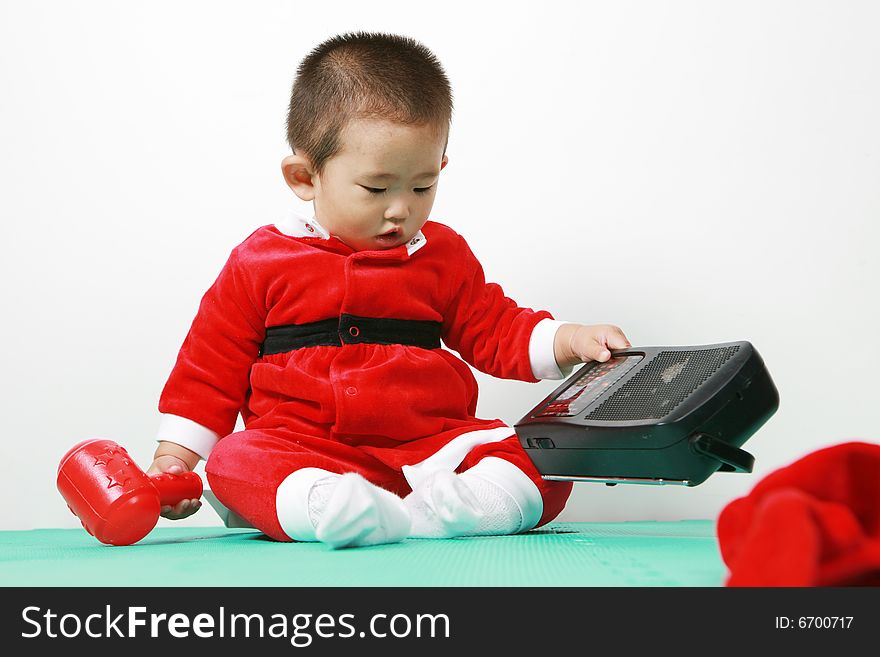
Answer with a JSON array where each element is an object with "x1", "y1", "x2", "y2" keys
[
  {"x1": 206, "y1": 430, "x2": 572, "y2": 541},
  {"x1": 159, "y1": 221, "x2": 551, "y2": 442},
  {"x1": 160, "y1": 220, "x2": 573, "y2": 534},
  {"x1": 717, "y1": 441, "x2": 880, "y2": 586}
]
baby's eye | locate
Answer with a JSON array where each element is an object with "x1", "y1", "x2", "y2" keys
[
  {"x1": 414, "y1": 185, "x2": 435, "y2": 194},
  {"x1": 361, "y1": 185, "x2": 386, "y2": 195}
]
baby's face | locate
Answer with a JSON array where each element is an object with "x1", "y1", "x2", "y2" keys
[{"x1": 309, "y1": 118, "x2": 448, "y2": 251}]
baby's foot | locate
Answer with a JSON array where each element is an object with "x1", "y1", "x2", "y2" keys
[
  {"x1": 310, "y1": 473, "x2": 410, "y2": 549},
  {"x1": 404, "y1": 470, "x2": 484, "y2": 538}
]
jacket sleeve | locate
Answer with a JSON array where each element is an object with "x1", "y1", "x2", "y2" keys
[
  {"x1": 158, "y1": 246, "x2": 266, "y2": 441},
  {"x1": 441, "y1": 234, "x2": 553, "y2": 382}
]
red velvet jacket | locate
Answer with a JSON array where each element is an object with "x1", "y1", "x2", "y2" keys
[{"x1": 157, "y1": 213, "x2": 564, "y2": 459}]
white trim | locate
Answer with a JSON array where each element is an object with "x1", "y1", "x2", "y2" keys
[
  {"x1": 460, "y1": 457, "x2": 543, "y2": 532},
  {"x1": 274, "y1": 210, "x2": 331, "y2": 239},
  {"x1": 274, "y1": 209, "x2": 427, "y2": 256},
  {"x1": 404, "y1": 231, "x2": 427, "y2": 256},
  {"x1": 275, "y1": 467, "x2": 339, "y2": 541},
  {"x1": 401, "y1": 425, "x2": 514, "y2": 490},
  {"x1": 529, "y1": 318, "x2": 576, "y2": 380},
  {"x1": 156, "y1": 414, "x2": 220, "y2": 460}
]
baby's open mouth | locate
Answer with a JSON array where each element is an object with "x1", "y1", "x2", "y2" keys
[{"x1": 377, "y1": 228, "x2": 402, "y2": 243}]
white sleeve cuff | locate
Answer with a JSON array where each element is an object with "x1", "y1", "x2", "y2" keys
[
  {"x1": 529, "y1": 318, "x2": 576, "y2": 380},
  {"x1": 156, "y1": 414, "x2": 221, "y2": 460}
]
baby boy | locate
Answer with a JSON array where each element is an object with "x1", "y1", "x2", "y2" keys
[{"x1": 147, "y1": 32, "x2": 631, "y2": 548}]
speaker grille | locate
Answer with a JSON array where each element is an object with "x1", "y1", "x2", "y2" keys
[{"x1": 584, "y1": 346, "x2": 741, "y2": 421}]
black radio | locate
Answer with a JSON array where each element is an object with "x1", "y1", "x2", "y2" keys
[{"x1": 515, "y1": 341, "x2": 779, "y2": 486}]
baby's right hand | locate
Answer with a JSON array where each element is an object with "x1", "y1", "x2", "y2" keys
[{"x1": 146, "y1": 454, "x2": 203, "y2": 520}]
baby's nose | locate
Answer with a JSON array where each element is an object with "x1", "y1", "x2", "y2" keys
[{"x1": 384, "y1": 202, "x2": 410, "y2": 221}]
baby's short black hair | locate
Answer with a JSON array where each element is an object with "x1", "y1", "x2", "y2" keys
[{"x1": 285, "y1": 32, "x2": 453, "y2": 176}]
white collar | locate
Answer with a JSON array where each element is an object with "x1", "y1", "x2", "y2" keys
[{"x1": 274, "y1": 210, "x2": 427, "y2": 256}]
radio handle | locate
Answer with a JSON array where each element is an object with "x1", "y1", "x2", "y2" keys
[{"x1": 690, "y1": 434, "x2": 755, "y2": 473}]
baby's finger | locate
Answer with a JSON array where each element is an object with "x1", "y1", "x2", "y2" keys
[
  {"x1": 604, "y1": 325, "x2": 632, "y2": 350},
  {"x1": 160, "y1": 499, "x2": 202, "y2": 520},
  {"x1": 172, "y1": 499, "x2": 196, "y2": 518},
  {"x1": 583, "y1": 340, "x2": 612, "y2": 362},
  {"x1": 181, "y1": 498, "x2": 202, "y2": 517}
]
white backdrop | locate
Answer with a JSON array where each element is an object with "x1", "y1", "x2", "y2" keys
[{"x1": 1, "y1": 0, "x2": 877, "y2": 531}]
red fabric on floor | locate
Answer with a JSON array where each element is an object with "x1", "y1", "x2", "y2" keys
[{"x1": 717, "y1": 441, "x2": 880, "y2": 586}]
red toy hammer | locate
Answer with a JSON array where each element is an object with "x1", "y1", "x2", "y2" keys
[{"x1": 57, "y1": 438, "x2": 203, "y2": 546}]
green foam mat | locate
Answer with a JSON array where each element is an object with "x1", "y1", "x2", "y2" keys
[{"x1": 0, "y1": 521, "x2": 725, "y2": 587}]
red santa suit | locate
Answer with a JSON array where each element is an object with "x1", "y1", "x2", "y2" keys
[{"x1": 157, "y1": 210, "x2": 574, "y2": 541}]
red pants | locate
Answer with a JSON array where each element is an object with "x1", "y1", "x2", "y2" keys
[{"x1": 206, "y1": 427, "x2": 573, "y2": 542}]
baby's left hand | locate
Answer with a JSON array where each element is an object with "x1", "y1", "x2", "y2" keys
[{"x1": 555, "y1": 323, "x2": 632, "y2": 369}]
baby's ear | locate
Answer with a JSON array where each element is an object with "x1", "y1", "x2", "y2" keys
[{"x1": 281, "y1": 154, "x2": 316, "y2": 201}]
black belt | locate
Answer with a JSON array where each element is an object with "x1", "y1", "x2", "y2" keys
[{"x1": 260, "y1": 314, "x2": 442, "y2": 356}]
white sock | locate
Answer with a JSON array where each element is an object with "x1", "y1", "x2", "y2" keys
[
  {"x1": 313, "y1": 473, "x2": 411, "y2": 549},
  {"x1": 276, "y1": 469, "x2": 411, "y2": 549},
  {"x1": 404, "y1": 470, "x2": 485, "y2": 538},
  {"x1": 404, "y1": 458, "x2": 544, "y2": 538}
]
